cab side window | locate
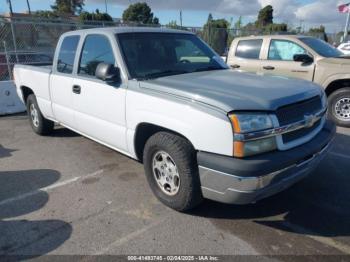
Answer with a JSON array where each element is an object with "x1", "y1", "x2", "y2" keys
[
  {"x1": 78, "y1": 34, "x2": 115, "y2": 77},
  {"x1": 57, "y1": 35, "x2": 80, "y2": 74},
  {"x1": 268, "y1": 40, "x2": 307, "y2": 61},
  {"x1": 235, "y1": 39, "x2": 263, "y2": 59}
]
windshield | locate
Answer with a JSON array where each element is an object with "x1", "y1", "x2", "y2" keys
[
  {"x1": 299, "y1": 37, "x2": 343, "y2": 58},
  {"x1": 117, "y1": 32, "x2": 227, "y2": 80}
]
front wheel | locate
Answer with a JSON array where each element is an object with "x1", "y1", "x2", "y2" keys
[
  {"x1": 143, "y1": 132, "x2": 203, "y2": 212},
  {"x1": 328, "y1": 87, "x2": 350, "y2": 128},
  {"x1": 27, "y1": 94, "x2": 54, "y2": 135}
]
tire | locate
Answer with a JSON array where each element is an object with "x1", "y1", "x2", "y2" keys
[
  {"x1": 26, "y1": 94, "x2": 54, "y2": 135},
  {"x1": 143, "y1": 132, "x2": 203, "y2": 211},
  {"x1": 328, "y1": 87, "x2": 350, "y2": 128}
]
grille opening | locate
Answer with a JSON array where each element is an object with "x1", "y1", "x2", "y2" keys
[
  {"x1": 276, "y1": 96, "x2": 323, "y2": 144},
  {"x1": 276, "y1": 96, "x2": 322, "y2": 126},
  {"x1": 282, "y1": 119, "x2": 321, "y2": 144}
]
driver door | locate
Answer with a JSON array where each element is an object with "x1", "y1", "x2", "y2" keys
[{"x1": 72, "y1": 34, "x2": 127, "y2": 151}]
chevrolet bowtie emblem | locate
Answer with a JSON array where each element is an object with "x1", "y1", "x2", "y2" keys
[{"x1": 304, "y1": 114, "x2": 317, "y2": 128}]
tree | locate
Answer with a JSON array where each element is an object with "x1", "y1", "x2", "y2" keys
[
  {"x1": 166, "y1": 20, "x2": 185, "y2": 30},
  {"x1": 202, "y1": 16, "x2": 229, "y2": 55},
  {"x1": 308, "y1": 25, "x2": 328, "y2": 42},
  {"x1": 51, "y1": 0, "x2": 84, "y2": 15},
  {"x1": 256, "y1": 5, "x2": 273, "y2": 28},
  {"x1": 234, "y1": 16, "x2": 243, "y2": 30},
  {"x1": 33, "y1": 10, "x2": 59, "y2": 19},
  {"x1": 207, "y1": 13, "x2": 213, "y2": 23},
  {"x1": 264, "y1": 23, "x2": 288, "y2": 33},
  {"x1": 79, "y1": 9, "x2": 113, "y2": 22},
  {"x1": 122, "y1": 2, "x2": 159, "y2": 25}
]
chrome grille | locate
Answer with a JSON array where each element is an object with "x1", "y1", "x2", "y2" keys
[
  {"x1": 276, "y1": 96, "x2": 322, "y2": 126},
  {"x1": 276, "y1": 96, "x2": 323, "y2": 144},
  {"x1": 282, "y1": 119, "x2": 321, "y2": 143}
]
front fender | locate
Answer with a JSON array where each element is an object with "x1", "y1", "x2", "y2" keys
[
  {"x1": 125, "y1": 89, "x2": 234, "y2": 158},
  {"x1": 322, "y1": 73, "x2": 350, "y2": 89}
]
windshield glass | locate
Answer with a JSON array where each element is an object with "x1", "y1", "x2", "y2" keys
[
  {"x1": 117, "y1": 32, "x2": 227, "y2": 79},
  {"x1": 299, "y1": 37, "x2": 343, "y2": 58}
]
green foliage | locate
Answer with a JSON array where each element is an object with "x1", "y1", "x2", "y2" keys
[
  {"x1": 256, "y1": 5, "x2": 273, "y2": 28},
  {"x1": 33, "y1": 10, "x2": 59, "y2": 19},
  {"x1": 309, "y1": 25, "x2": 326, "y2": 33},
  {"x1": 79, "y1": 9, "x2": 113, "y2": 22},
  {"x1": 237, "y1": 6, "x2": 288, "y2": 34},
  {"x1": 308, "y1": 25, "x2": 328, "y2": 42},
  {"x1": 234, "y1": 16, "x2": 243, "y2": 30},
  {"x1": 122, "y1": 2, "x2": 159, "y2": 25},
  {"x1": 166, "y1": 20, "x2": 185, "y2": 30},
  {"x1": 202, "y1": 14, "x2": 229, "y2": 55},
  {"x1": 51, "y1": 0, "x2": 84, "y2": 15},
  {"x1": 264, "y1": 23, "x2": 288, "y2": 33}
]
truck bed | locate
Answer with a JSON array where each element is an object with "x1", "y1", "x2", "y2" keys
[{"x1": 14, "y1": 64, "x2": 53, "y2": 116}]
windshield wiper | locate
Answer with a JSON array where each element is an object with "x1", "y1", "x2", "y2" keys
[
  {"x1": 193, "y1": 66, "x2": 226, "y2": 73},
  {"x1": 143, "y1": 70, "x2": 189, "y2": 79}
]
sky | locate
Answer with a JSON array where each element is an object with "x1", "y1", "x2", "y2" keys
[{"x1": 0, "y1": 0, "x2": 348, "y2": 33}]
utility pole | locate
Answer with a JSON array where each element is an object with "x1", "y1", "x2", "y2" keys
[
  {"x1": 26, "y1": 0, "x2": 32, "y2": 15},
  {"x1": 6, "y1": 0, "x2": 13, "y2": 16},
  {"x1": 299, "y1": 19, "x2": 304, "y2": 33},
  {"x1": 179, "y1": 10, "x2": 183, "y2": 27},
  {"x1": 105, "y1": 0, "x2": 108, "y2": 13}
]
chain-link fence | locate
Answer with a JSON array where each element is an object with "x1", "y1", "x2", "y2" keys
[
  {"x1": 0, "y1": 15, "x2": 327, "y2": 81},
  {"x1": 0, "y1": 16, "x2": 121, "y2": 81}
]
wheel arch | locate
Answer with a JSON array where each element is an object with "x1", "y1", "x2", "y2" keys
[
  {"x1": 133, "y1": 122, "x2": 195, "y2": 163},
  {"x1": 325, "y1": 79, "x2": 350, "y2": 96},
  {"x1": 20, "y1": 86, "x2": 34, "y2": 104}
]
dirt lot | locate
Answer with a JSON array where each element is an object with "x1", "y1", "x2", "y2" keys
[{"x1": 1, "y1": 113, "x2": 350, "y2": 260}]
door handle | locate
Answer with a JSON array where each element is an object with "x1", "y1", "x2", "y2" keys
[
  {"x1": 263, "y1": 66, "x2": 275, "y2": 70},
  {"x1": 230, "y1": 64, "x2": 241, "y2": 69},
  {"x1": 72, "y1": 85, "x2": 81, "y2": 94}
]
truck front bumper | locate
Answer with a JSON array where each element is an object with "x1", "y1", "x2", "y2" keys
[{"x1": 197, "y1": 120, "x2": 336, "y2": 205}]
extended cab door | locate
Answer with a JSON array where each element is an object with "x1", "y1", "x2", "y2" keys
[
  {"x1": 227, "y1": 38, "x2": 265, "y2": 73},
  {"x1": 72, "y1": 34, "x2": 127, "y2": 151},
  {"x1": 260, "y1": 39, "x2": 315, "y2": 81},
  {"x1": 50, "y1": 35, "x2": 80, "y2": 128}
]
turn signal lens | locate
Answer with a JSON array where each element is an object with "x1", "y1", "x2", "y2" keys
[
  {"x1": 233, "y1": 137, "x2": 277, "y2": 158},
  {"x1": 233, "y1": 141, "x2": 244, "y2": 158},
  {"x1": 229, "y1": 114, "x2": 241, "y2": 133}
]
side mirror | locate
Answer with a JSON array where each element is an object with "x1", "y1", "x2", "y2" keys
[
  {"x1": 95, "y1": 62, "x2": 120, "y2": 82},
  {"x1": 293, "y1": 54, "x2": 314, "y2": 64}
]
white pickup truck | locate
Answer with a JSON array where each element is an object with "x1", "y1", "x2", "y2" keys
[{"x1": 14, "y1": 27, "x2": 335, "y2": 211}]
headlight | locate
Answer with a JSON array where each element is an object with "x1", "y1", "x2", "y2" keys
[
  {"x1": 229, "y1": 113, "x2": 277, "y2": 157},
  {"x1": 230, "y1": 113, "x2": 273, "y2": 133}
]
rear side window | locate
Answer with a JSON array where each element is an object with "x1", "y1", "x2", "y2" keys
[
  {"x1": 78, "y1": 34, "x2": 115, "y2": 77},
  {"x1": 235, "y1": 39, "x2": 263, "y2": 59},
  {"x1": 57, "y1": 35, "x2": 80, "y2": 74}
]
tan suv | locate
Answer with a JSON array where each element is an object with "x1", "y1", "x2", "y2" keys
[{"x1": 227, "y1": 35, "x2": 350, "y2": 127}]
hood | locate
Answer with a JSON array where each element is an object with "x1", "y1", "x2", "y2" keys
[
  {"x1": 139, "y1": 69, "x2": 322, "y2": 112},
  {"x1": 318, "y1": 57, "x2": 350, "y2": 67}
]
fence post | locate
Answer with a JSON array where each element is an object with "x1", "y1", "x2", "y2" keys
[
  {"x1": 9, "y1": 17, "x2": 19, "y2": 63},
  {"x1": 3, "y1": 41, "x2": 13, "y2": 80}
]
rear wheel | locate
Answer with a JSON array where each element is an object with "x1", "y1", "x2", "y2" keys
[
  {"x1": 27, "y1": 94, "x2": 54, "y2": 135},
  {"x1": 143, "y1": 132, "x2": 203, "y2": 212},
  {"x1": 328, "y1": 88, "x2": 350, "y2": 127}
]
